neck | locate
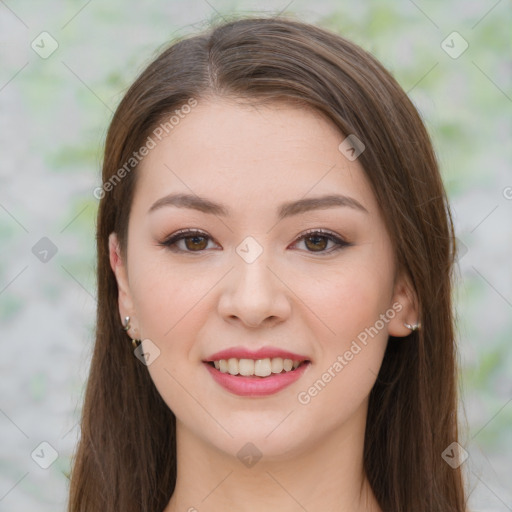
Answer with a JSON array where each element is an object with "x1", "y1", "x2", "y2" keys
[{"x1": 164, "y1": 407, "x2": 381, "y2": 512}]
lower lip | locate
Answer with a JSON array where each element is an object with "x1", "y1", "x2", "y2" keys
[{"x1": 203, "y1": 361, "x2": 311, "y2": 397}]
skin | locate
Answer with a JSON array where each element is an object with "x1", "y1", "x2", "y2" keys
[{"x1": 109, "y1": 97, "x2": 418, "y2": 512}]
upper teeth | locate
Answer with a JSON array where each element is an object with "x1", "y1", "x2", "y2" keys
[{"x1": 213, "y1": 358, "x2": 302, "y2": 377}]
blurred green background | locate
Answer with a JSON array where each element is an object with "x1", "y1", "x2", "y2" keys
[{"x1": 0, "y1": 0, "x2": 510, "y2": 510}]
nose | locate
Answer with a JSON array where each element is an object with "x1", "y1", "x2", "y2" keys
[{"x1": 217, "y1": 254, "x2": 291, "y2": 329}]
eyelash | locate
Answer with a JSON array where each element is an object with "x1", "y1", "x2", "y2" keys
[{"x1": 159, "y1": 228, "x2": 350, "y2": 255}]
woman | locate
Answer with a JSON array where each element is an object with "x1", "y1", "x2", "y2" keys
[{"x1": 68, "y1": 15, "x2": 467, "y2": 512}]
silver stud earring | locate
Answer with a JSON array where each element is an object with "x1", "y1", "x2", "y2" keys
[{"x1": 404, "y1": 322, "x2": 421, "y2": 331}]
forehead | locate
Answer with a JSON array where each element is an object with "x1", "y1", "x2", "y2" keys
[{"x1": 132, "y1": 98, "x2": 378, "y2": 218}]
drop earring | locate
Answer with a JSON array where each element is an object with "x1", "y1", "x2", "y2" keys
[{"x1": 122, "y1": 316, "x2": 142, "y2": 348}]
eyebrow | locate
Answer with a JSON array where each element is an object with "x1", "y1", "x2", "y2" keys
[{"x1": 148, "y1": 192, "x2": 368, "y2": 219}]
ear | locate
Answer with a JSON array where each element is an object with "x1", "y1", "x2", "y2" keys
[
  {"x1": 387, "y1": 272, "x2": 420, "y2": 337},
  {"x1": 109, "y1": 232, "x2": 138, "y2": 334}
]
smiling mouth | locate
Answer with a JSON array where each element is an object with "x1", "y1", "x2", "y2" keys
[{"x1": 205, "y1": 358, "x2": 311, "y2": 378}]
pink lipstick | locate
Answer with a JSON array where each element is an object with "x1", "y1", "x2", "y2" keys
[{"x1": 203, "y1": 346, "x2": 311, "y2": 397}]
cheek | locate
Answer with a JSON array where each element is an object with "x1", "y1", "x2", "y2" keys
[
  {"x1": 129, "y1": 258, "x2": 215, "y2": 418},
  {"x1": 128, "y1": 249, "x2": 218, "y2": 341},
  {"x1": 290, "y1": 256, "x2": 395, "y2": 344},
  {"x1": 290, "y1": 256, "x2": 393, "y2": 416}
]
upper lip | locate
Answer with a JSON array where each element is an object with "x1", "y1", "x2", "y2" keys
[{"x1": 204, "y1": 347, "x2": 311, "y2": 362}]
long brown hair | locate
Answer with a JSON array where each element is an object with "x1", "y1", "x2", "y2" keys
[{"x1": 68, "y1": 14, "x2": 466, "y2": 512}]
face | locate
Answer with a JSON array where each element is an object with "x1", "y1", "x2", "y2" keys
[{"x1": 109, "y1": 98, "x2": 417, "y2": 460}]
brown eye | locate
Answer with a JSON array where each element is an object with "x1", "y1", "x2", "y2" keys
[
  {"x1": 304, "y1": 234, "x2": 328, "y2": 252},
  {"x1": 184, "y1": 235, "x2": 208, "y2": 251},
  {"x1": 160, "y1": 230, "x2": 215, "y2": 253},
  {"x1": 293, "y1": 230, "x2": 350, "y2": 254}
]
